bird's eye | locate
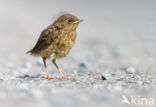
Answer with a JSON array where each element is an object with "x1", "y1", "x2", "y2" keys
[{"x1": 67, "y1": 19, "x2": 72, "y2": 23}]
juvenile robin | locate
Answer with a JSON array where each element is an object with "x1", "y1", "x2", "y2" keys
[{"x1": 27, "y1": 14, "x2": 83, "y2": 80}]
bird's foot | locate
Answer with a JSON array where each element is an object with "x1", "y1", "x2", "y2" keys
[
  {"x1": 41, "y1": 76, "x2": 74, "y2": 80},
  {"x1": 41, "y1": 77, "x2": 60, "y2": 80},
  {"x1": 62, "y1": 76, "x2": 74, "y2": 80}
]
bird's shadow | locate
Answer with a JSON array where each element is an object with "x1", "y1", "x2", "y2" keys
[{"x1": 16, "y1": 74, "x2": 41, "y2": 79}]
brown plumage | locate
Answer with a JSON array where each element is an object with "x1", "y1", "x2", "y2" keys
[{"x1": 27, "y1": 14, "x2": 83, "y2": 80}]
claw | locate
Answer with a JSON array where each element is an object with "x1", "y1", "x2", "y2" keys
[
  {"x1": 41, "y1": 77, "x2": 60, "y2": 80},
  {"x1": 62, "y1": 77, "x2": 73, "y2": 80}
]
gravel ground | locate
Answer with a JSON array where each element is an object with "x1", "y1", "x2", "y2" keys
[{"x1": 0, "y1": 1, "x2": 156, "y2": 107}]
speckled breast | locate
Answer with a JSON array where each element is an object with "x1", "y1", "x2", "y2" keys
[
  {"x1": 44, "y1": 30, "x2": 76, "y2": 59},
  {"x1": 54, "y1": 30, "x2": 76, "y2": 58}
]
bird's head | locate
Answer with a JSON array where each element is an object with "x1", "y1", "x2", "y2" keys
[{"x1": 54, "y1": 14, "x2": 83, "y2": 30}]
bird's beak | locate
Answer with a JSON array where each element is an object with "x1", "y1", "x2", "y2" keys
[{"x1": 73, "y1": 19, "x2": 83, "y2": 24}]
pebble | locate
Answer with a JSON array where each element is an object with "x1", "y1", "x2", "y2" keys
[
  {"x1": 79, "y1": 60, "x2": 91, "y2": 68},
  {"x1": 101, "y1": 76, "x2": 107, "y2": 80},
  {"x1": 126, "y1": 67, "x2": 136, "y2": 74},
  {"x1": 102, "y1": 73, "x2": 114, "y2": 81},
  {"x1": 121, "y1": 67, "x2": 136, "y2": 74}
]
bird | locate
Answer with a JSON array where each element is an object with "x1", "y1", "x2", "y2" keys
[{"x1": 27, "y1": 13, "x2": 83, "y2": 80}]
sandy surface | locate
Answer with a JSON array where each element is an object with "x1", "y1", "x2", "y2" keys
[{"x1": 0, "y1": 0, "x2": 156, "y2": 107}]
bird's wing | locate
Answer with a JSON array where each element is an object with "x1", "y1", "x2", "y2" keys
[{"x1": 29, "y1": 26, "x2": 59, "y2": 54}]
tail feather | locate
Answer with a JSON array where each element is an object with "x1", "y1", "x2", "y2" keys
[{"x1": 26, "y1": 49, "x2": 33, "y2": 55}]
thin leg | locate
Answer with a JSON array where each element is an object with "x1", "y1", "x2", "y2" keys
[
  {"x1": 41, "y1": 57, "x2": 59, "y2": 80},
  {"x1": 52, "y1": 59, "x2": 73, "y2": 80},
  {"x1": 52, "y1": 59, "x2": 64, "y2": 77},
  {"x1": 43, "y1": 57, "x2": 49, "y2": 78}
]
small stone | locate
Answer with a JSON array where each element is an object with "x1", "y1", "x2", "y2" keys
[
  {"x1": 121, "y1": 67, "x2": 136, "y2": 74},
  {"x1": 126, "y1": 67, "x2": 136, "y2": 74},
  {"x1": 79, "y1": 60, "x2": 91, "y2": 68},
  {"x1": 101, "y1": 76, "x2": 107, "y2": 80},
  {"x1": 102, "y1": 73, "x2": 113, "y2": 81}
]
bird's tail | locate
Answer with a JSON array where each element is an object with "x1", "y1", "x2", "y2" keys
[{"x1": 26, "y1": 49, "x2": 33, "y2": 55}]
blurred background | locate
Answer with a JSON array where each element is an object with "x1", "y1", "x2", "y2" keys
[{"x1": 0, "y1": 0, "x2": 156, "y2": 107}]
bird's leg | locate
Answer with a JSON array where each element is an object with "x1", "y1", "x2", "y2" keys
[
  {"x1": 42, "y1": 57, "x2": 59, "y2": 80},
  {"x1": 43, "y1": 57, "x2": 49, "y2": 78},
  {"x1": 52, "y1": 59, "x2": 73, "y2": 80},
  {"x1": 52, "y1": 59, "x2": 64, "y2": 77}
]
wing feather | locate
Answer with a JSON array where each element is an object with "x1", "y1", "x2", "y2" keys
[{"x1": 27, "y1": 26, "x2": 59, "y2": 55}]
